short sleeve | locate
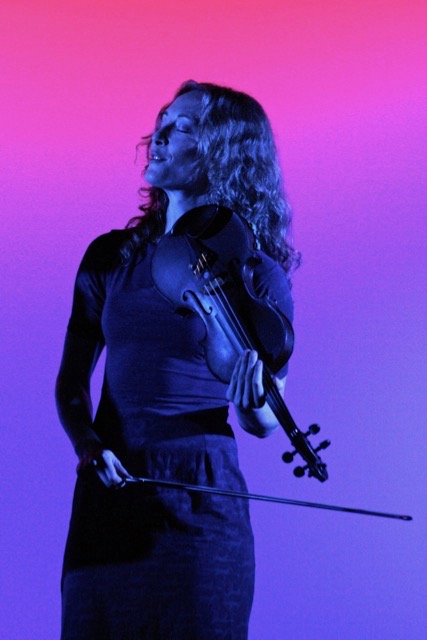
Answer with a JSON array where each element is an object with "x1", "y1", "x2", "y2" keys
[
  {"x1": 252, "y1": 253, "x2": 294, "y2": 377},
  {"x1": 67, "y1": 231, "x2": 122, "y2": 342}
]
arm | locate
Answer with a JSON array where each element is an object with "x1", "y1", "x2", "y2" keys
[
  {"x1": 55, "y1": 330, "x2": 104, "y2": 457},
  {"x1": 226, "y1": 350, "x2": 285, "y2": 438},
  {"x1": 55, "y1": 330, "x2": 131, "y2": 486}
]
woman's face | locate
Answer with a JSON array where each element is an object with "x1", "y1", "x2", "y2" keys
[{"x1": 144, "y1": 90, "x2": 206, "y2": 194}]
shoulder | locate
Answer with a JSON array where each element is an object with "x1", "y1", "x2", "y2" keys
[
  {"x1": 79, "y1": 229, "x2": 130, "y2": 273},
  {"x1": 252, "y1": 252, "x2": 291, "y2": 296},
  {"x1": 252, "y1": 251, "x2": 286, "y2": 280},
  {"x1": 252, "y1": 252, "x2": 294, "y2": 322}
]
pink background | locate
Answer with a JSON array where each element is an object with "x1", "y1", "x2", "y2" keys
[{"x1": 1, "y1": 1, "x2": 426, "y2": 637}]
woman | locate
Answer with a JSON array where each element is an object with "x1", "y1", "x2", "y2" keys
[{"x1": 56, "y1": 80, "x2": 299, "y2": 640}]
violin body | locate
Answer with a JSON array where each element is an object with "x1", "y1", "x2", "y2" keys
[
  {"x1": 151, "y1": 204, "x2": 329, "y2": 482},
  {"x1": 151, "y1": 205, "x2": 294, "y2": 382}
]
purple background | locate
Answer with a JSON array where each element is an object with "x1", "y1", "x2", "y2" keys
[{"x1": 1, "y1": 1, "x2": 426, "y2": 637}]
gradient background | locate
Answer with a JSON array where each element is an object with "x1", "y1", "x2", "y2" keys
[{"x1": 1, "y1": 1, "x2": 426, "y2": 638}]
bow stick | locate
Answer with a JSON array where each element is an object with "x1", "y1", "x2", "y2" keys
[{"x1": 123, "y1": 477, "x2": 412, "y2": 521}]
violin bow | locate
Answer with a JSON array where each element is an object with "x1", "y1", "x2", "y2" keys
[{"x1": 123, "y1": 476, "x2": 412, "y2": 521}]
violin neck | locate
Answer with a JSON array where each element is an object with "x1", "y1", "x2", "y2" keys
[{"x1": 263, "y1": 370, "x2": 299, "y2": 441}]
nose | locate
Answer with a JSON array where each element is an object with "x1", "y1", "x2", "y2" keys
[{"x1": 152, "y1": 125, "x2": 169, "y2": 146}]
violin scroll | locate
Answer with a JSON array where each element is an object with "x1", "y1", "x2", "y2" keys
[{"x1": 282, "y1": 425, "x2": 330, "y2": 481}]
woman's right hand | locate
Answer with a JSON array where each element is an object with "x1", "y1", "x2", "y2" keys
[{"x1": 93, "y1": 450, "x2": 133, "y2": 489}]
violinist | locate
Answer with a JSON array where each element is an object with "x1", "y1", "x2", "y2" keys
[{"x1": 56, "y1": 80, "x2": 299, "y2": 640}]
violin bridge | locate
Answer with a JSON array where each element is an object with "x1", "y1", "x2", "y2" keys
[
  {"x1": 201, "y1": 276, "x2": 226, "y2": 295},
  {"x1": 193, "y1": 251, "x2": 228, "y2": 295}
]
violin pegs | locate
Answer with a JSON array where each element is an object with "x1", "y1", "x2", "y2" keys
[
  {"x1": 293, "y1": 465, "x2": 308, "y2": 478},
  {"x1": 282, "y1": 450, "x2": 297, "y2": 463},
  {"x1": 305, "y1": 423, "x2": 320, "y2": 436},
  {"x1": 314, "y1": 439, "x2": 331, "y2": 453}
]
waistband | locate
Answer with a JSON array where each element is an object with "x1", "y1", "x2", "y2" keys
[{"x1": 95, "y1": 406, "x2": 234, "y2": 449}]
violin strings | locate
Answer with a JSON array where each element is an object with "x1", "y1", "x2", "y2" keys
[
  {"x1": 206, "y1": 279, "x2": 290, "y2": 423},
  {"x1": 195, "y1": 259, "x2": 291, "y2": 426},
  {"x1": 194, "y1": 256, "x2": 251, "y2": 352},
  {"x1": 192, "y1": 253, "x2": 326, "y2": 477},
  {"x1": 194, "y1": 257, "x2": 293, "y2": 429},
  {"x1": 209, "y1": 282, "x2": 292, "y2": 428},
  {"x1": 214, "y1": 286, "x2": 297, "y2": 433}
]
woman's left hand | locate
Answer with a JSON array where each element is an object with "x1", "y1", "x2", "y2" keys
[
  {"x1": 226, "y1": 350, "x2": 285, "y2": 409},
  {"x1": 226, "y1": 350, "x2": 265, "y2": 410},
  {"x1": 226, "y1": 350, "x2": 285, "y2": 437}
]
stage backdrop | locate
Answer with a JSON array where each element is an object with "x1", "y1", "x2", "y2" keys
[{"x1": 1, "y1": 1, "x2": 425, "y2": 638}]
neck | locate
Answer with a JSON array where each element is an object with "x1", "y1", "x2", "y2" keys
[{"x1": 164, "y1": 190, "x2": 208, "y2": 233}]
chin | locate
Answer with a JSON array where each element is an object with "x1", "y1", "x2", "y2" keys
[{"x1": 144, "y1": 169, "x2": 161, "y2": 188}]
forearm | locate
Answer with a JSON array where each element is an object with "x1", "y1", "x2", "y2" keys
[
  {"x1": 234, "y1": 403, "x2": 279, "y2": 438},
  {"x1": 55, "y1": 376, "x2": 103, "y2": 458},
  {"x1": 227, "y1": 351, "x2": 287, "y2": 437}
]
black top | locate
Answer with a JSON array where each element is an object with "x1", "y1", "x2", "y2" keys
[{"x1": 68, "y1": 230, "x2": 294, "y2": 459}]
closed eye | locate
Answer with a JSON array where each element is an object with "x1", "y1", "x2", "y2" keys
[{"x1": 175, "y1": 117, "x2": 194, "y2": 133}]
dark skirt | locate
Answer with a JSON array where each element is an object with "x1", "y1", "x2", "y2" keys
[{"x1": 61, "y1": 434, "x2": 255, "y2": 640}]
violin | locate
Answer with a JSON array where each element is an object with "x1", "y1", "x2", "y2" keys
[{"x1": 151, "y1": 204, "x2": 330, "y2": 482}]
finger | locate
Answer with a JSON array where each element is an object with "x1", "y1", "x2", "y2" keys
[
  {"x1": 96, "y1": 468, "x2": 112, "y2": 488},
  {"x1": 106, "y1": 462, "x2": 126, "y2": 486},
  {"x1": 90, "y1": 452, "x2": 112, "y2": 487},
  {"x1": 242, "y1": 351, "x2": 259, "y2": 409},
  {"x1": 242, "y1": 352, "x2": 265, "y2": 409},
  {"x1": 274, "y1": 375, "x2": 286, "y2": 394},
  {"x1": 97, "y1": 468, "x2": 126, "y2": 489},
  {"x1": 97, "y1": 451, "x2": 127, "y2": 488},
  {"x1": 235, "y1": 350, "x2": 252, "y2": 407},
  {"x1": 226, "y1": 351, "x2": 246, "y2": 402},
  {"x1": 252, "y1": 359, "x2": 266, "y2": 407},
  {"x1": 114, "y1": 459, "x2": 132, "y2": 480}
]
